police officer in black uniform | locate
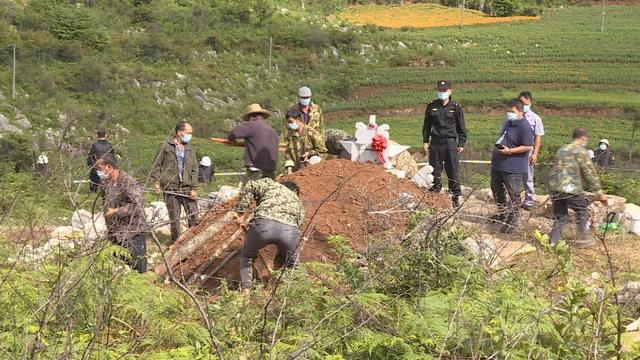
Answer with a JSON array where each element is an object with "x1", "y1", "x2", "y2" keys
[{"x1": 422, "y1": 80, "x2": 467, "y2": 208}]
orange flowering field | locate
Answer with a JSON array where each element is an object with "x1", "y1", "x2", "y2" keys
[{"x1": 336, "y1": 4, "x2": 538, "y2": 28}]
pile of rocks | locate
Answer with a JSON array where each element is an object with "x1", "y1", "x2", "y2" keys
[{"x1": 11, "y1": 184, "x2": 245, "y2": 264}]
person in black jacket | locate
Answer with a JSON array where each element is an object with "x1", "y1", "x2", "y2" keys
[
  {"x1": 87, "y1": 129, "x2": 116, "y2": 193},
  {"x1": 422, "y1": 80, "x2": 467, "y2": 208},
  {"x1": 198, "y1": 156, "x2": 214, "y2": 184}
]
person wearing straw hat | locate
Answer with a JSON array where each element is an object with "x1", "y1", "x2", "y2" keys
[{"x1": 229, "y1": 103, "x2": 279, "y2": 181}]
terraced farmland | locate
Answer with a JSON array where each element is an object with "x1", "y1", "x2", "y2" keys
[{"x1": 327, "y1": 5, "x2": 640, "y2": 113}]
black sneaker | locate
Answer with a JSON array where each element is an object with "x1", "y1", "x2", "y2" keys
[{"x1": 452, "y1": 197, "x2": 460, "y2": 208}]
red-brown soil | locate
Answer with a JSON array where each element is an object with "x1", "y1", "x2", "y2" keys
[{"x1": 159, "y1": 159, "x2": 450, "y2": 289}]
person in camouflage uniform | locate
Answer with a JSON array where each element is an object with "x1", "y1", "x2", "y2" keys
[
  {"x1": 324, "y1": 128, "x2": 352, "y2": 159},
  {"x1": 297, "y1": 86, "x2": 327, "y2": 157},
  {"x1": 235, "y1": 178, "x2": 305, "y2": 293},
  {"x1": 96, "y1": 154, "x2": 148, "y2": 273},
  {"x1": 284, "y1": 109, "x2": 323, "y2": 173},
  {"x1": 548, "y1": 128, "x2": 607, "y2": 247}
]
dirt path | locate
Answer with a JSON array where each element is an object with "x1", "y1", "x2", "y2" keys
[
  {"x1": 348, "y1": 82, "x2": 639, "y2": 101},
  {"x1": 325, "y1": 104, "x2": 625, "y2": 122},
  {"x1": 456, "y1": 194, "x2": 640, "y2": 282}
]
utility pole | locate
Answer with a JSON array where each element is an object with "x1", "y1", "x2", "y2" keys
[
  {"x1": 268, "y1": 36, "x2": 273, "y2": 78},
  {"x1": 11, "y1": 44, "x2": 15, "y2": 99},
  {"x1": 460, "y1": 0, "x2": 466, "y2": 28},
  {"x1": 301, "y1": 0, "x2": 305, "y2": 10},
  {"x1": 600, "y1": 0, "x2": 606, "y2": 32}
]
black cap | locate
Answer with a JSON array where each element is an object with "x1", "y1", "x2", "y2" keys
[{"x1": 437, "y1": 80, "x2": 452, "y2": 91}]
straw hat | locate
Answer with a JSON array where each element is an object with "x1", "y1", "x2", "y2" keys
[{"x1": 243, "y1": 103, "x2": 271, "y2": 121}]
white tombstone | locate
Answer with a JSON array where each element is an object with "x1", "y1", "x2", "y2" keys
[{"x1": 341, "y1": 116, "x2": 408, "y2": 169}]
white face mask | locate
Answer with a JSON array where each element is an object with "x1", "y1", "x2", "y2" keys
[
  {"x1": 97, "y1": 169, "x2": 109, "y2": 180},
  {"x1": 437, "y1": 91, "x2": 450, "y2": 101},
  {"x1": 599, "y1": 144, "x2": 607, "y2": 150}
]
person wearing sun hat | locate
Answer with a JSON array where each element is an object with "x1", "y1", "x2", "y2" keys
[
  {"x1": 229, "y1": 103, "x2": 279, "y2": 181},
  {"x1": 297, "y1": 86, "x2": 327, "y2": 157}
]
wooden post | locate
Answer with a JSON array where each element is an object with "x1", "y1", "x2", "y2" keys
[
  {"x1": 11, "y1": 44, "x2": 16, "y2": 99},
  {"x1": 268, "y1": 36, "x2": 273, "y2": 77},
  {"x1": 460, "y1": 0, "x2": 466, "y2": 28},
  {"x1": 600, "y1": 0, "x2": 606, "y2": 32}
]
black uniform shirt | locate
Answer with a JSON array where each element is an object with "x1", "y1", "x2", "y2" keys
[{"x1": 422, "y1": 98, "x2": 467, "y2": 147}]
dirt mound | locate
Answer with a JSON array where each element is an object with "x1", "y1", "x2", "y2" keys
[{"x1": 156, "y1": 159, "x2": 450, "y2": 289}]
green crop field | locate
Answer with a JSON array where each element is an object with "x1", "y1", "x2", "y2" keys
[
  {"x1": 323, "y1": 5, "x2": 640, "y2": 113},
  {"x1": 318, "y1": 4, "x2": 640, "y2": 202}
]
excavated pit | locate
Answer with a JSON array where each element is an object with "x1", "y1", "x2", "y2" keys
[{"x1": 155, "y1": 159, "x2": 450, "y2": 289}]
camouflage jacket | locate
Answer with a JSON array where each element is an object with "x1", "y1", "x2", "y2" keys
[
  {"x1": 300, "y1": 103, "x2": 327, "y2": 155},
  {"x1": 236, "y1": 177, "x2": 305, "y2": 228},
  {"x1": 325, "y1": 128, "x2": 351, "y2": 155},
  {"x1": 284, "y1": 129, "x2": 323, "y2": 170},
  {"x1": 103, "y1": 172, "x2": 148, "y2": 243},
  {"x1": 548, "y1": 142, "x2": 603, "y2": 196}
]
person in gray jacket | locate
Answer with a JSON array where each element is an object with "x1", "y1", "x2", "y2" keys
[{"x1": 150, "y1": 121, "x2": 199, "y2": 243}]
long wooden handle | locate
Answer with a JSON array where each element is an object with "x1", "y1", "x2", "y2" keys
[{"x1": 210, "y1": 138, "x2": 288, "y2": 152}]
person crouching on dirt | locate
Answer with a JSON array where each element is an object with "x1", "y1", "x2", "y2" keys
[
  {"x1": 548, "y1": 128, "x2": 607, "y2": 248},
  {"x1": 284, "y1": 109, "x2": 307, "y2": 174},
  {"x1": 490, "y1": 99, "x2": 534, "y2": 234},
  {"x1": 96, "y1": 154, "x2": 148, "y2": 273},
  {"x1": 235, "y1": 178, "x2": 305, "y2": 295},
  {"x1": 284, "y1": 109, "x2": 323, "y2": 174}
]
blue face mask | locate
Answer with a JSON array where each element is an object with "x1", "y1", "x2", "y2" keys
[
  {"x1": 181, "y1": 134, "x2": 192, "y2": 144},
  {"x1": 506, "y1": 112, "x2": 519, "y2": 121},
  {"x1": 523, "y1": 105, "x2": 531, "y2": 113},
  {"x1": 288, "y1": 122, "x2": 299, "y2": 131},
  {"x1": 97, "y1": 169, "x2": 109, "y2": 180},
  {"x1": 299, "y1": 98, "x2": 311, "y2": 106},
  {"x1": 437, "y1": 91, "x2": 450, "y2": 101}
]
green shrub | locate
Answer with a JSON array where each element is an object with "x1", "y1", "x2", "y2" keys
[
  {"x1": 491, "y1": 0, "x2": 520, "y2": 16},
  {"x1": 49, "y1": 6, "x2": 109, "y2": 50},
  {"x1": 0, "y1": 133, "x2": 33, "y2": 175}
]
